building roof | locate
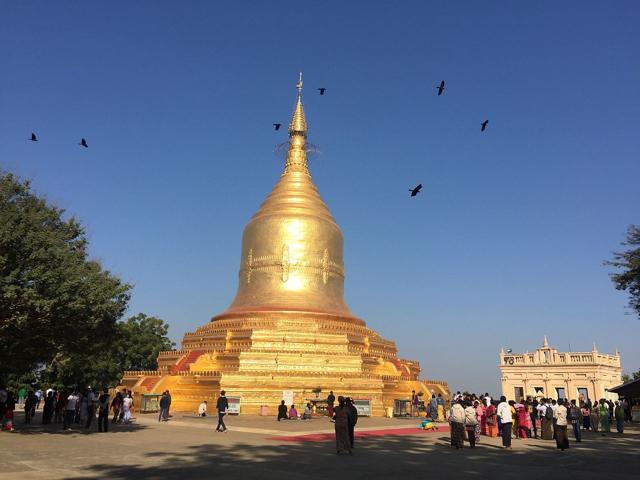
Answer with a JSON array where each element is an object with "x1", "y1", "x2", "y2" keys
[{"x1": 609, "y1": 377, "x2": 640, "y2": 398}]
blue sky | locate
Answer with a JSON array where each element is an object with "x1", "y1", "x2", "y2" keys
[{"x1": 1, "y1": 1, "x2": 639, "y2": 394}]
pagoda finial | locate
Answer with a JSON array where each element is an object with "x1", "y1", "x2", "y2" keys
[
  {"x1": 296, "y1": 71, "x2": 303, "y2": 94},
  {"x1": 543, "y1": 335, "x2": 549, "y2": 347},
  {"x1": 284, "y1": 72, "x2": 309, "y2": 174},
  {"x1": 592, "y1": 342, "x2": 598, "y2": 352}
]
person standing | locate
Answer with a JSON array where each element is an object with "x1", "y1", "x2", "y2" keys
[
  {"x1": 590, "y1": 401, "x2": 600, "y2": 433},
  {"x1": 516, "y1": 403, "x2": 529, "y2": 439},
  {"x1": 411, "y1": 390, "x2": 419, "y2": 417},
  {"x1": 326, "y1": 391, "x2": 336, "y2": 417},
  {"x1": 474, "y1": 400, "x2": 485, "y2": 438},
  {"x1": 345, "y1": 397, "x2": 358, "y2": 449},
  {"x1": 555, "y1": 399, "x2": 570, "y2": 451},
  {"x1": 166, "y1": 390, "x2": 172, "y2": 419},
  {"x1": 333, "y1": 397, "x2": 352, "y2": 455},
  {"x1": 35, "y1": 389, "x2": 42, "y2": 411},
  {"x1": 497, "y1": 396, "x2": 513, "y2": 449},
  {"x1": 277, "y1": 400, "x2": 288, "y2": 421},
  {"x1": 599, "y1": 399, "x2": 611, "y2": 433},
  {"x1": 215, "y1": 390, "x2": 228, "y2": 432},
  {"x1": 24, "y1": 391, "x2": 36, "y2": 424},
  {"x1": 449, "y1": 400, "x2": 466, "y2": 449},
  {"x1": 54, "y1": 391, "x2": 65, "y2": 424},
  {"x1": 607, "y1": 399, "x2": 614, "y2": 425},
  {"x1": 428, "y1": 395, "x2": 438, "y2": 421},
  {"x1": 122, "y1": 393, "x2": 133, "y2": 424},
  {"x1": 1, "y1": 390, "x2": 16, "y2": 432},
  {"x1": 485, "y1": 401, "x2": 498, "y2": 437},
  {"x1": 436, "y1": 393, "x2": 445, "y2": 422},
  {"x1": 159, "y1": 391, "x2": 169, "y2": 422},
  {"x1": 42, "y1": 391, "x2": 54, "y2": 424},
  {"x1": 17, "y1": 386, "x2": 26, "y2": 407},
  {"x1": 98, "y1": 388, "x2": 110, "y2": 433},
  {"x1": 64, "y1": 391, "x2": 78, "y2": 430},
  {"x1": 464, "y1": 400, "x2": 478, "y2": 448},
  {"x1": 85, "y1": 388, "x2": 96, "y2": 430},
  {"x1": 614, "y1": 401, "x2": 624, "y2": 433},
  {"x1": 581, "y1": 403, "x2": 591, "y2": 431},
  {"x1": 550, "y1": 399, "x2": 558, "y2": 439},
  {"x1": 569, "y1": 400, "x2": 582, "y2": 442},
  {"x1": 529, "y1": 399, "x2": 539, "y2": 438},
  {"x1": 622, "y1": 398, "x2": 632, "y2": 423},
  {"x1": 111, "y1": 391, "x2": 123, "y2": 423}
]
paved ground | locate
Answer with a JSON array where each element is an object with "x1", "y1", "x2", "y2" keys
[{"x1": 3, "y1": 411, "x2": 639, "y2": 479}]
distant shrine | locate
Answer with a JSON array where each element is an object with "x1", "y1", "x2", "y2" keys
[
  {"x1": 499, "y1": 336, "x2": 622, "y2": 402},
  {"x1": 122, "y1": 75, "x2": 448, "y2": 415}
]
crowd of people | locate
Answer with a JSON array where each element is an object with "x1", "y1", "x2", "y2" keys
[
  {"x1": 0, "y1": 384, "x2": 136, "y2": 433},
  {"x1": 443, "y1": 391, "x2": 634, "y2": 451}
]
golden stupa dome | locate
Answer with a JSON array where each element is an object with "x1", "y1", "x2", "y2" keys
[{"x1": 223, "y1": 74, "x2": 356, "y2": 320}]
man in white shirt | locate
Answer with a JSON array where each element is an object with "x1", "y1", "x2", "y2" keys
[
  {"x1": 64, "y1": 391, "x2": 79, "y2": 430},
  {"x1": 484, "y1": 393, "x2": 492, "y2": 407},
  {"x1": 555, "y1": 399, "x2": 570, "y2": 451},
  {"x1": 198, "y1": 400, "x2": 208, "y2": 417},
  {"x1": 551, "y1": 399, "x2": 559, "y2": 439},
  {"x1": 497, "y1": 396, "x2": 513, "y2": 449}
]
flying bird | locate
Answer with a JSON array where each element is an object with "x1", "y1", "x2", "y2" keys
[
  {"x1": 273, "y1": 123, "x2": 282, "y2": 131},
  {"x1": 318, "y1": 88, "x2": 326, "y2": 96},
  {"x1": 409, "y1": 184, "x2": 422, "y2": 197},
  {"x1": 79, "y1": 138, "x2": 88, "y2": 148},
  {"x1": 29, "y1": 132, "x2": 38, "y2": 142},
  {"x1": 436, "y1": 80, "x2": 445, "y2": 96},
  {"x1": 481, "y1": 120, "x2": 489, "y2": 132}
]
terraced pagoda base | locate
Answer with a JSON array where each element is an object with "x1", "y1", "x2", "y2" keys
[{"x1": 121, "y1": 313, "x2": 448, "y2": 416}]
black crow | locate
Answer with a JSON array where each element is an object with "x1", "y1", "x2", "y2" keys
[{"x1": 409, "y1": 184, "x2": 422, "y2": 197}]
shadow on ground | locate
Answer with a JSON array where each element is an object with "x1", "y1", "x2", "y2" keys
[
  {"x1": 66, "y1": 427, "x2": 640, "y2": 480},
  {"x1": 10, "y1": 411, "x2": 149, "y2": 436}
]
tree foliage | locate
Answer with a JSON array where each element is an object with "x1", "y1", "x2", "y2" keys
[
  {"x1": 42, "y1": 313, "x2": 175, "y2": 389},
  {"x1": 607, "y1": 225, "x2": 640, "y2": 319},
  {"x1": 621, "y1": 370, "x2": 640, "y2": 383},
  {"x1": 0, "y1": 172, "x2": 131, "y2": 382}
]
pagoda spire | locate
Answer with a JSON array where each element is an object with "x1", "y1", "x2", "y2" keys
[
  {"x1": 283, "y1": 72, "x2": 309, "y2": 174},
  {"x1": 543, "y1": 335, "x2": 549, "y2": 347}
]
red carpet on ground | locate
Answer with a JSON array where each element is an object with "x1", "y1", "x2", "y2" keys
[{"x1": 270, "y1": 426, "x2": 450, "y2": 443}]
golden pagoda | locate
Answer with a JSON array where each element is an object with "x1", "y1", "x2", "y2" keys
[{"x1": 122, "y1": 75, "x2": 448, "y2": 415}]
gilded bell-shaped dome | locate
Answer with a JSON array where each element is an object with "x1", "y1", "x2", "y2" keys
[{"x1": 223, "y1": 75, "x2": 355, "y2": 319}]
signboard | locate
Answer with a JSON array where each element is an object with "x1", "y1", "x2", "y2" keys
[
  {"x1": 140, "y1": 394, "x2": 160, "y2": 413},
  {"x1": 353, "y1": 399, "x2": 371, "y2": 417},
  {"x1": 282, "y1": 390, "x2": 294, "y2": 406},
  {"x1": 226, "y1": 396, "x2": 241, "y2": 415}
]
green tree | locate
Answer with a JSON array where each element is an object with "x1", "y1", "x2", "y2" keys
[
  {"x1": 41, "y1": 313, "x2": 174, "y2": 389},
  {"x1": 607, "y1": 225, "x2": 640, "y2": 319},
  {"x1": 0, "y1": 172, "x2": 131, "y2": 383},
  {"x1": 117, "y1": 313, "x2": 175, "y2": 371},
  {"x1": 621, "y1": 370, "x2": 640, "y2": 383}
]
